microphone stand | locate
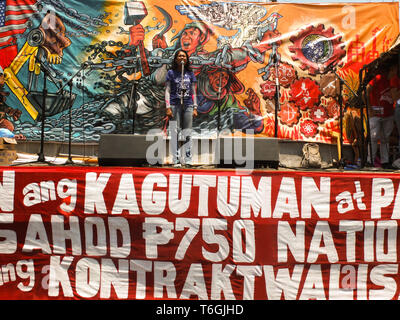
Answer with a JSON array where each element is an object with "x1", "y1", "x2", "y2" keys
[
  {"x1": 180, "y1": 60, "x2": 185, "y2": 133},
  {"x1": 175, "y1": 60, "x2": 185, "y2": 160},
  {"x1": 217, "y1": 70, "x2": 222, "y2": 132},
  {"x1": 38, "y1": 68, "x2": 50, "y2": 163},
  {"x1": 56, "y1": 62, "x2": 88, "y2": 165},
  {"x1": 358, "y1": 67, "x2": 372, "y2": 168},
  {"x1": 64, "y1": 80, "x2": 74, "y2": 164},
  {"x1": 128, "y1": 53, "x2": 139, "y2": 134},
  {"x1": 273, "y1": 54, "x2": 280, "y2": 138},
  {"x1": 57, "y1": 62, "x2": 89, "y2": 94},
  {"x1": 12, "y1": 66, "x2": 55, "y2": 166},
  {"x1": 336, "y1": 74, "x2": 345, "y2": 168},
  {"x1": 180, "y1": 60, "x2": 185, "y2": 106},
  {"x1": 334, "y1": 71, "x2": 363, "y2": 168}
]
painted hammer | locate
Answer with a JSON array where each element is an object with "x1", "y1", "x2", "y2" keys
[{"x1": 124, "y1": 1, "x2": 150, "y2": 76}]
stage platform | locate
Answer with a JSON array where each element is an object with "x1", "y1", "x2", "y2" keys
[{"x1": 13, "y1": 134, "x2": 355, "y2": 170}]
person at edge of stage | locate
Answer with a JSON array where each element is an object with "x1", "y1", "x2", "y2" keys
[
  {"x1": 366, "y1": 65, "x2": 395, "y2": 169},
  {"x1": 389, "y1": 63, "x2": 400, "y2": 162},
  {"x1": 165, "y1": 50, "x2": 198, "y2": 167}
]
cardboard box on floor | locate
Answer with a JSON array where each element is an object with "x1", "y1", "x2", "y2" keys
[{"x1": 0, "y1": 137, "x2": 17, "y2": 165}]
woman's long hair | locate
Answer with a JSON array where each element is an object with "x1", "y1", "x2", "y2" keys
[{"x1": 171, "y1": 49, "x2": 192, "y2": 72}]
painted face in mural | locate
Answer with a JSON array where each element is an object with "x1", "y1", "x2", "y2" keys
[
  {"x1": 209, "y1": 70, "x2": 229, "y2": 92},
  {"x1": 180, "y1": 27, "x2": 204, "y2": 55},
  {"x1": 38, "y1": 12, "x2": 72, "y2": 64}
]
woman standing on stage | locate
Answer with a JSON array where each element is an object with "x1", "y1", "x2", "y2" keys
[{"x1": 165, "y1": 50, "x2": 198, "y2": 167}]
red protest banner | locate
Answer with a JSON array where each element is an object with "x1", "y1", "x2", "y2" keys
[{"x1": 0, "y1": 167, "x2": 400, "y2": 299}]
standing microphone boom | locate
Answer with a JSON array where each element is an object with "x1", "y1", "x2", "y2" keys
[
  {"x1": 217, "y1": 69, "x2": 223, "y2": 131},
  {"x1": 180, "y1": 60, "x2": 185, "y2": 105}
]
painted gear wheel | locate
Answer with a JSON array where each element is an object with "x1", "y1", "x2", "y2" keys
[
  {"x1": 290, "y1": 77, "x2": 321, "y2": 111},
  {"x1": 311, "y1": 105, "x2": 328, "y2": 123},
  {"x1": 269, "y1": 62, "x2": 297, "y2": 88},
  {"x1": 300, "y1": 119, "x2": 318, "y2": 138},
  {"x1": 278, "y1": 102, "x2": 300, "y2": 126},
  {"x1": 326, "y1": 98, "x2": 340, "y2": 119},
  {"x1": 260, "y1": 80, "x2": 276, "y2": 100},
  {"x1": 259, "y1": 30, "x2": 282, "y2": 51},
  {"x1": 289, "y1": 24, "x2": 346, "y2": 75}
]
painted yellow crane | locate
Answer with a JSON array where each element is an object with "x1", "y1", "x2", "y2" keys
[{"x1": 3, "y1": 12, "x2": 71, "y2": 121}]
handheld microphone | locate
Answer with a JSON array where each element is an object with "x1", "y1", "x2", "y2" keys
[{"x1": 181, "y1": 60, "x2": 185, "y2": 76}]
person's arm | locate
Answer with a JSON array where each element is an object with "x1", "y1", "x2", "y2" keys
[
  {"x1": 165, "y1": 81, "x2": 173, "y2": 118},
  {"x1": 365, "y1": 83, "x2": 377, "y2": 117},
  {"x1": 390, "y1": 75, "x2": 400, "y2": 102},
  {"x1": 192, "y1": 82, "x2": 198, "y2": 117},
  {"x1": 390, "y1": 87, "x2": 400, "y2": 101},
  {"x1": 192, "y1": 83, "x2": 198, "y2": 106}
]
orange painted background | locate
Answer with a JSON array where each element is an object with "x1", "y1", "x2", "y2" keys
[{"x1": 0, "y1": 1, "x2": 398, "y2": 143}]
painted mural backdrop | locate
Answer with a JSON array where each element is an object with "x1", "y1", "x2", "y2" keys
[{"x1": 0, "y1": 0, "x2": 398, "y2": 143}]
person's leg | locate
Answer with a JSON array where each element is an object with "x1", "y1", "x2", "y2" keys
[
  {"x1": 169, "y1": 105, "x2": 181, "y2": 164},
  {"x1": 394, "y1": 103, "x2": 400, "y2": 157},
  {"x1": 380, "y1": 116, "x2": 394, "y2": 165},
  {"x1": 369, "y1": 116, "x2": 380, "y2": 166},
  {"x1": 182, "y1": 105, "x2": 194, "y2": 165}
]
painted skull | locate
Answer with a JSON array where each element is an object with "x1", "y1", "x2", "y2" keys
[{"x1": 38, "y1": 12, "x2": 71, "y2": 64}]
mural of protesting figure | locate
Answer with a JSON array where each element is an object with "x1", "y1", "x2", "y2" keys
[
  {"x1": 100, "y1": 2, "x2": 281, "y2": 134},
  {"x1": 195, "y1": 64, "x2": 263, "y2": 133},
  {"x1": 0, "y1": 0, "x2": 396, "y2": 144}
]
